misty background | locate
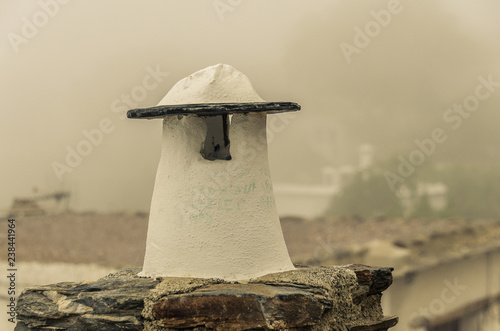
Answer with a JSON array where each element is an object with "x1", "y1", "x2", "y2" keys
[{"x1": 2, "y1": 0, "x2": 500, "y2": 215}]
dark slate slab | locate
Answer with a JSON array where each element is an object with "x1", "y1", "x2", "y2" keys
[
  {"x1": 15, "y1": 268, "x2": 159, "y2": 331},
  {"x1": 152, "y1": 283, "x2": 328, "y2": 329},
  {"x1": 127, "y1": 102, "x2": 301, "y2": 119}
]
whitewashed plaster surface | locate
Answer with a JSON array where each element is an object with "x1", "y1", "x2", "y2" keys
[{"x1": 140, "y1": 64, "x2": 294, "y2": 280}]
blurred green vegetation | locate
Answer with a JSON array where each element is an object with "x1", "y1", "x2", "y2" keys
[
  {"x1": 326, "y1": 158, "x2": 500, "y2": 219},
  {"x1": 326, "y1": 171, "x2": 404, "y2": 218},
  {"x1": 438, "y1": 165, "x2": 500, "y2": 219}
]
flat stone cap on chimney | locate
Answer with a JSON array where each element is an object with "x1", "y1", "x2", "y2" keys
[{"x1": 127, "y1": 63, "x2": 300, "y2": 119}]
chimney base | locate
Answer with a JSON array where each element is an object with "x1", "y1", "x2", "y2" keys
[{"x1": 15, "y1": 265, "x2": 398, "y2": 331}]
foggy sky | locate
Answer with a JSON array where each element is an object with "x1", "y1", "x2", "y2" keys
[{"x1": 2, "y1": 0, "x2": 500, "y2": 212}]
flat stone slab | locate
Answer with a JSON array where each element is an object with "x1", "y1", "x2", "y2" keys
[
  {"x1": 152, "y1": 284, "x2": 328, "y2": 330},
  {"x1": 15, "y1": 265, "x2": 397, "y2": 331},
  {"x1": 16, "y1": 268, "x2": 161, "y2": 331},
  {"x1": 127, "y1": 102, "x2": 301, "y2": 118}
]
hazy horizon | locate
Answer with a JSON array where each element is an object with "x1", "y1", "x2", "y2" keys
[{"x1": 2, "y1": 0, "x2": 500, "y2": 213}]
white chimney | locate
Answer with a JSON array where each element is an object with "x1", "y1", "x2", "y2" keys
[{"x1": 128, "y1": 64, "x2": 299, "y2": 280}]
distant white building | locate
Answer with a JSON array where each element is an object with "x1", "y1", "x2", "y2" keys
[
  {"x1": 273, "y1": 181, "x2": 339, "y2": 219},
  {"x1": 397, "y1": 182, "x2": 448, "y2": 216},
  {"x1": 274, "y1": 144, "x2": 373, "y2": 219}
]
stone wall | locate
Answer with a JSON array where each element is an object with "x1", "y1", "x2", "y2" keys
[{"x1": 16, "y1": 265, "x2": 397, "y2": 331}]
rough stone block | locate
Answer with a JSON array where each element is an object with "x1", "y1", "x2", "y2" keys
[{"x1": 16, "y1": 265, "x2": 398, "y2": 331}]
